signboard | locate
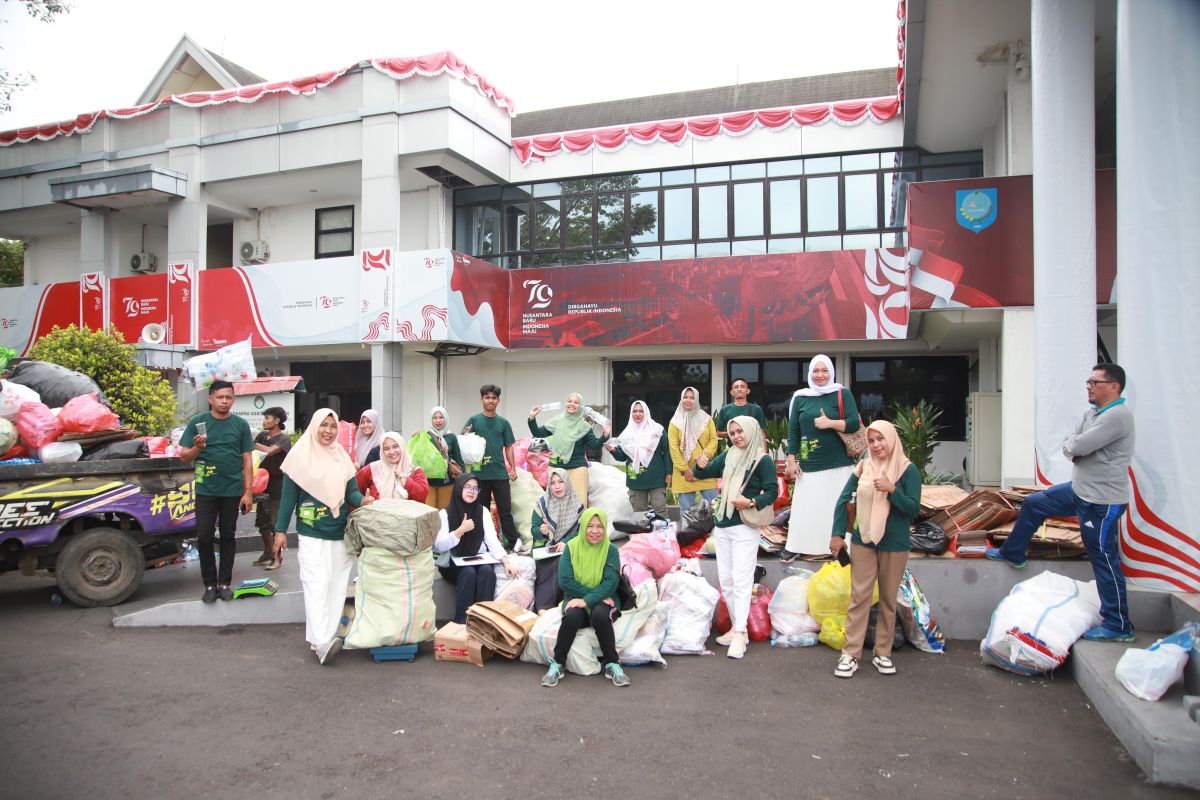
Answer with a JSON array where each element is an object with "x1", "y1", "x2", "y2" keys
[
  {"x1": 167, "y1": 261, "x2": 195, "y2": 346},
  {"x1": 80, "y1": 272, "x2": 106, "y2": 331},
  {"x1": 108, "y1": 274, "x2": 169, "y2": 344},
  {"x1": 358, "y1": 249, "x2": 393, "y2": 342},
  {"x1": 231, "y1": 391, "x2": 296, "y2": 431},
  {"x1": 0, "y1": 281, "x2": 81, "y2": 355}
]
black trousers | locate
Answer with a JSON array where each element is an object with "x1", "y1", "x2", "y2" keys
[
  {"x1": 475, "y1": 478, "x2": 519, "y2": 548},
  {"x1": 195, "y1": 494, "x2": 240, "y2": 587},
  {"x1": 534, "y1": 557, "x2": 563, "y2": 611},
  {"x1": 554, "y1": 604, "x2": 620, "y2": 666},
  {"x1": 438, "y1": 563, "x2": 497, "y2": 624}
]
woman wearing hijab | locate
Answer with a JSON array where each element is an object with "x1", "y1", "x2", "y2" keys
[
  {"x1": 528, "y1": 393, "x2": 610, "y2": 503},
  {"x1": 353, "y1": 409, "x2": 383, "y2": 468},
  {"x1": 433, "y1": 472, "x2": 521, "y2": 624},
  {"x1": 829, "y1": 421, "x2": 921, "y2": 679},
  {"x1": 605, "y1": 400, "x2": 670, "y2": 517},
  {"x1": 540, "y1": 508, "x2": 630, "y2": 689},
  {"x1": 272, "y1": 409, "x2": 374, "y2": 666},
  {"x1": 419, "y1": 406, "x2": 463, "y2": 509},
  {"x1": 668, "y1": 387, "x2": 718, "y2": 512},
  {"x1": 782, "y1": 355, "x2": 862, "y2": 562},
  {"x1": 355, "y1": 431, "x2": 430, "y2": 503},
  {"x1": 530, "y1": 468, "x2": 584, "y2": 610},
  {"x1": 694, "y1": 416, "x2": 779, "y2": 659}
]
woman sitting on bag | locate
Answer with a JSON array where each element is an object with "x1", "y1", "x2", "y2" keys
[
  {"x1": 829, "y1": 420, "x2": 921, "y2": 679},
  {"x1": 433, "y1": 472, "x2": 521, "y2": 624},
  {"x1": 540, "y1": 508, "x2": 631, "y2": 689},
  {"x1": 355, "y1": 431, "x2": 430, "y2": 503},
  {"x1": 694, "y1": 416, "x2": 778, "y2": 660},
  {"x1": 420, "y1": 406, "x2": 463, "y2": 510},
  {"x1": 528, "y1": 392, "x2": 610, "y2": 503},
  {"x1": 530, "y1": 468, "x2": 584, "y2": 611},
  {"x1": 272, "y1": 408, "x2": 374, "y2": 666}
]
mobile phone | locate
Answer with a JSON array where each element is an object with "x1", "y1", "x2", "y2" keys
[
  {"x1": 836, "y1": 546, "x2": 852, "y2": 567},
  {"x1": 196, "y1": 421, "x2": 207, "y2": 438},
  {"x1": 460, "y1": 555, "x2": 484, "y2": 563}
]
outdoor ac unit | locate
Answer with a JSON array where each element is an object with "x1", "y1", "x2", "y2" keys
[
  {"x1": 130, "y1": 252, "x2": 158, "y2": 273},
  {"x1": 240, "y1": 240, "x2": 270, "y2": 264}
]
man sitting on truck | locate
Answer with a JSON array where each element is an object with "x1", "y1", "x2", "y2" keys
[{"x1": 179, "y1": 381, "x2": 254, "y2": 603}]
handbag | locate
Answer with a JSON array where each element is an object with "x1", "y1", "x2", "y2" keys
[
  {"x1": 735, "y1": 455, "x2": 776, "y2": 528},
  {"x1": 836, "y1": 389, "x2": 868, "y2": 460},
  {"x1": 434, "y1": 549, "x2": 452, "y2": 568},
  {"x1": 615, "y1": 566, "x2": 638, "y2": 611}
]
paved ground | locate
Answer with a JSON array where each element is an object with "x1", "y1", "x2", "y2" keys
[{"x1": 0, "y1": 573, "x2": 1192, "y2": 800}]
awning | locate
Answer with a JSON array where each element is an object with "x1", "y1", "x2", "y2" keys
[{"x1": 231, "y1": 376, "x2": 306, "y2": 396}]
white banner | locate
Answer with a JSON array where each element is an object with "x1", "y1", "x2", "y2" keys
[{"x1": 358, "y1": 249, "x2": 394, "y2": 342}]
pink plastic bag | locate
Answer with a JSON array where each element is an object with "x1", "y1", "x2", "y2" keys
[
  {"x1": 58, "y1": 393, "x2": 119, "y2": 434},
  {"x1": 140, "y1": 436, "x2": 170, "y2": 457},
  {"x1": 17, "y1": 402, "x2": 62, "y2": 449},
  {"x1": 618, "y1": 556, "x2": 655, "y2": 588},
  {"x1": 337, "y1": 420, "x2": 355, "y2": 457},
  {"x1": 619, "y1": 529, "x2": 681, "y2": 578},
  {"x1": 509, "y1": 437, "x2": 531, "y2": 472},
  {"x1": 251, "y1": 468, "x2": 269, "y2": 495},
  {"x1": 525, "y1": 450, "x2": 551, "y2": 488}
]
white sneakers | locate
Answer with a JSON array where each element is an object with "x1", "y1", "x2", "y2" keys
[
  {"x1": 715, "y1": 631, "x2": 735, "y2": 647},
  {"x1": 835, "y1": 654, "x2": 858, "y2": 678},
  {"x1": 726, "y1": 631, "x2": 748, "y2": 659},
  {"x1": 317, "y1": 637, "x2": 342, "y2": 665}
]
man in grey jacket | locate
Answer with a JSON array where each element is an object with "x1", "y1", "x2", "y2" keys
[{"x1": 987, "y1": 363, "x2": 1136, "y2": 641}]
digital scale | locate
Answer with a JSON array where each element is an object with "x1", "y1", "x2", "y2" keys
[{"x1": 232, "y1": 578, "x2": 279, "y2": 599}]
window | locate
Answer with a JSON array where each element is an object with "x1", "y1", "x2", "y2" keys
[
  {"x1": 315, "y1": 206, "x2": 354, "y2": 258},
  {"x1": 612, "y1": 360, "x2": 712, "y2": 428},
  {"x1": 850, "y1": 356, "x2": 970, "y2": 439},
  {"x1": 726, "y1": 358, "x2": 812, "y2": 423}
]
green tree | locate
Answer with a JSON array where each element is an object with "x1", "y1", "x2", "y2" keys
[
  {"x1": 1, "y1": 1, "x2": 71, "y2": 112},
  {"x1": 530, "y1": 174, "x2": 658, "y2": 264},
  {"x1": 0, "y1": 238, "x2": 22, "y2": 287},
  {"x1": 28, "y1": 324, "x2": 178, "y2": 436}
]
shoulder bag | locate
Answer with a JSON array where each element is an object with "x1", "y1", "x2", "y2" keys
[
  {"x1": 735, "y1": 454, "x2": 777, "y2": 528},
  {"x1": 836, "y1": 389, "x2": 868, "y2": 460}
]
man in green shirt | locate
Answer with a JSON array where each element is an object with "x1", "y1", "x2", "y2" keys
[
  {"x1": 463, "y1": 384, "x2": 520, "y2": 550},
  {"x1": 179, "y1": 381, "x2": 254, "y2": 604},
  {"x1": 715, "y1": 379, "x2": 767, "y2": 450}
]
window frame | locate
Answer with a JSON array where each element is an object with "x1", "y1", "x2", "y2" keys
[{"x1": 315, "y1": 205, "x2": 355, "y2": 259}]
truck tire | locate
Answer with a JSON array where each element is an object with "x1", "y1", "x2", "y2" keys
[{"x1": 55, "y1": 527, "x2": 145, "y2": 607}]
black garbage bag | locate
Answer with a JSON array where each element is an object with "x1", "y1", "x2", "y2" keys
[
  {"x1": 613, "y1": 515, "x2": 654, "y2": 536},
  {"x1": 677, "y1": 503, "x2": 715, "y2": 545},
  {"x1": 8, "y1": 361, "x2": 108, "y2": 409},
  {"x1": 910, "y1": 520, "x2": 950, "y2": 555},
  {"x1": 864, "y1": 605, "x2": 906, "y2": 650},
  {"x1": 80, "y1": 439, "x2": 148, "y2": 461}
]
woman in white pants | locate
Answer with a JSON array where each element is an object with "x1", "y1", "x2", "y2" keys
[
  {"x1": 272, "y1": 409, "x2": 373, "y2": 665},
  {"x1": 693, "y1": 416, "x2": 778, "y2": 659}
]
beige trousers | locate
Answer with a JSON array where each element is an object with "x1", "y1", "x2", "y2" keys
[{"x1": 842, "y1": 546, "x2": 909, "y2": 660}]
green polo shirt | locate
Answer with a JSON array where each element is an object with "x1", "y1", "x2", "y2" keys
[
  {"x1": 180, "y1": 412, "x2": 253, "y2": 497},
  {"x1": 464, "y1": 413, "x2": 515, "y2": 480}
]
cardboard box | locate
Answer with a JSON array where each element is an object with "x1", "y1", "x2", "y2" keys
[
  {"x1": 466, "y1": 600, "x2": 539, "y2": 659},
  {"x1": 434, "y1": 622, "x2": 491, "y2": 666}
]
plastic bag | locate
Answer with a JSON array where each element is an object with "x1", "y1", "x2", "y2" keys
[
  {"x1": 910, "y1": 520, "x2": 950, "y2": 555},
  {"x1": 678, "y1": 502, "x2": 715, "y2": 543},
  {"x1": 771, "y1": 631, "x2": 818, "y2": 648},
  {"x1": 520, "y1": 607, "x2": 602, "y2": 676},
  {"x1": 864, "y1": 605, "x2": 905, "y2": 651},
  {"x1": 808, "y1": 562, "x2": 878, "y2": 624},
  {"x1": 408, "y1": 431, "x2": 447, "y2": 480},
  {"x1": 0, "y1": 345, "x2": 16, "y2": 373},
  {"x1": 251, "y1": 468, "x2": 269, "y2": 496},
  {"x1": 980, "y1": 571, "x2": 1100, "y2": 674},
  {"x1": 620, "y1": 613, "x2": 668, "y2": 666},
  {"x1": 620, "y1": 560, "x2": 654, "y2": 588},
  {"x1": 768, "y1": 570, "x2": 820, "y2": 636},
  {"x1": 1115, "y1": 622, "x2": 1197, "y2": 701},
  {"x1": 714, "y1": 585, "x2": 773, "y2": 641},
  {"x1": 7, "y1": 361, "x2": 104, "y2": 409},
  {"x1": 587, "y1": 462, "x2": 634, "y2": 535},
  {"x1": 16, "y1": 402, "x2": 62, "y2": 449},
  {"x1": 37, "y1": 441, "x2": 82, "y2": 463},
  {"x1": 507, "y1": 469, "x2": 542, "y2": 550},
  {"x1": 493, "y1": 555, "x2": 536, "y2": 609},
  {"x1": 619, "y1": 528, "x2": 681, "y2": 579},
  {"x1": 140, "y1": 436, "x2": 170, "y2": 457},
  {"x1": 58, "y1": 393, "x2": 119, "y2": 434},
  {"x1": 337, "y1": 420, "x2": 355, "y2": 457},
  {"x1": 182, "y1": 338, "x2": 256, "y2": 390},
  {"x1": 818, "y1": 618, "x2": 847, "y2": 650},
  {"x1": 458, "y1": 432, "x2": 486, "y2": 466},
  {"x1": 678, "y1": 535, "x2": 710, "y2": 559},
  {"x1": 0, "y1": 380, "x2": 40, "y2": 421},
  {"x1": 897, "y1": 569, "x2": 946, "y2": 653},
  {"x1": 80, "y1": 439, "x2": 149, "y2": 461},
  {"x1": 1, "y1": 442, "x2": 28, "y2": 460},
  {"x1": 658, "y1": 570, "x2": 719, "y2": 655},
  {"x1": 0, "y1": 417, "x2": 15, "y2": 453},
  {"x1": 525, "y1": 448, "x2": 550, "y2": 488}
]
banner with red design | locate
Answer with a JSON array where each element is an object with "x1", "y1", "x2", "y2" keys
[
  {"x1": 358, "y1": 249, "x2": 393, "y2": 342},
  {"x1": 506, "y1": 249, "x2": 908, "y2": 348},
  {"x1": 0, "y1": 282, "x2": 81, "y2": 355},
  {"x1": 167, "y1": 262, "x2": 195, "y2": 346},
  {"x1": 108, "y1": 274, "x2": 168, "y2": 344},
  {"x1": 80, "y1": 272, "x2": 106, "y2": 331}
]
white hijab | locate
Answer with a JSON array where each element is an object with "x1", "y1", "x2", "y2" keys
[
  {"x1": 615, "y1": 400, "x2": 663, "y2": 472},
  {"x1": 789, "y1": 355, "x2": 843, "y2": 415},
  {"x1": 669, "y1": 386, "x2": 712, "y2": 462},
  {"x1": 429, "y1": 406, "x2": 450, "y2": 449},
  {"x1": 353, "y1": 409, "x2": 383, "y2": 466}
]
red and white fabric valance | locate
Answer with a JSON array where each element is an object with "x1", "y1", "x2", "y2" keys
[
  {"x1": 512, "y1": 97, "x2": 900, "y2": 164},
  {"x1": 0, "y1": 51, "x2": 513, "y2": 146}
]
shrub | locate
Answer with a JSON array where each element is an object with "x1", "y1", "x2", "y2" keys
[{"x1": 28, "y1": 325, "x2": 178, "y2": 436}]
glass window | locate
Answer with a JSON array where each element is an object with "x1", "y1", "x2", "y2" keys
[
  {"x1": 763, "y1": 360, "x2": 799, "y2": 386},
  {"x1": 806, "y1": 176, "x2": 839, "y2": 232},
  {"x1": 768, "y1": 159, "x2": 804, "y2": 177},
  {"x1": 565, "y1": 196, "x2": 594, "y2": 248},
  {"x1": 503, "y1": 184, "x2": 532, "y2": 201},
  {"x1": 452, "y1": 204, "x2": 498, "y2": 257},
  {"x1": 503, "y1": 202, "x2": 529, "y2": 252},
  {"x1": 882, "y1": 171, "x2": 915, "y2": 229},
  {"x1": 663, "y1": 188, "x2": 692, "y2": 241},
  {"x1": 697, "y1": 241, "x2": 731, "y2": 258},
  {"x1": 731, "y1": 240, "x2": 766, "y2": 255},
  {"x1": 628, "y1": 245, "x2": 660, "y2": 262},
  {"x1": 562, "y1": 177, "x2": 596, "y2": 194},
  {"x1": 726, "y1": 358, "x2": 811, "y2": 422},
  {"x1": 612, "y1": 360, "x2": 713, "y2": 426},
  {"x1": 696, "y1": 165, "x2": 730, "y2": 183},
  {"x1": 662, "y1": 168, "x2": 695, "y2": 186},
  {"x1": 661, "y1": 243, "x2": 695, "y2": 260},
  {"x1": 805, "y1": 156, "x2": 840, "y2": 174},
  {"x1": 842, "y1": 232, "x2": 883, "y2": 249},
  {"x1": 730, "y1": 363, "x2": 759, "y2": 384},
  {"x1": 631, "y1": 171, "x2": 660, "y2": 188},
  {"x1": 733, "y1": 182, "x2": 764, "y2": 237},
  {"x1": 532, "y1": 182, "x2": 562, "y2": 197},
  {"x1": 767, "y1": 237, "x2": 804, "y2": 253},
  {"x1": 534, "y1": 198, "x2": 561, "y2": 250},
  {"x1": 731, "y1": 162, "x2": 766, "y2": 180},
  {"x1": 563, "y1": 250, "x2": 595, "y2": 265},
  {"x1": 842, "y1": 152, "x2": 880, "y2": 171},
  {"x1": 698, "y1": 185, "x2": 728, "y2": 239},
  {"x1": 769, "y1": 179, "x2": 802, "y2": 234},
  {"x1": 850, "y1": 356, "x2": 969, "y2": 438},
  {"x1": 630, "y1": 191, "x2": 659, "y2": 243},
  {"x1": 844, "y1": 173, "x2": 879, "y2": 230},
  {"x1": 457, "y1": 186, "x2": 502, "y2": 204},
  {"x1": 597, "y1": 194, "x2": 625, "y2": 246},
  {"x1": 806, "y1": 235, "x2": 841, "y2": 251}
]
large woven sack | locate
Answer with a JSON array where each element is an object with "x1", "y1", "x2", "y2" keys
[
  {"x1": 344, "y1": 547, "x2": 437, "y2": 649},
  {"x1": 980, "y1": 571, "x2": 1099, "y2": 674},
  {"x1": 520, "y1": 609, "x2": 602, "y2": 675},
  {"x1": 343, "y1": 498, "x2": 439, "y2": 557}
]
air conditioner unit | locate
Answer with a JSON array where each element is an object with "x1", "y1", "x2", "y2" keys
[
  {"x1": 130, "y1": 252, "x2": 158, "y2": 273},
  {"x1": 240, "y1": 240, "x2": 270, "y2": 264}
]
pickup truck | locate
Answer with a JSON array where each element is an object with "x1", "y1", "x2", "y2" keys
[{"x1": 0, "y1": 457, "x2": 196, "y2": 606}]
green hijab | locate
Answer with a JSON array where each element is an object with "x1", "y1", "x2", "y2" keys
[
  {"x1": 544, "y1": 392, "x2": 593, "y2": 462},
  {"x1": 566, "y1": 507, "x2": 611, "y2": 588}
]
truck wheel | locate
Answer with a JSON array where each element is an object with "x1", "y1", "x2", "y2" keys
[{"x1": 55, "y1": 527, "x2": 145, "y2": 607}]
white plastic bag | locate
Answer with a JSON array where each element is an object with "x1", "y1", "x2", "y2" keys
[
  {"x1": 37, "y1": 441, "x2": 83, "y2": 463},
  {"x1": 768, "y1": 570, "x2": 820, "y2": 636},
  {"x1": 0, "y1": 380, "x2": 40, "y2": 421},
  {"x1": 980, "y1": 572, "x2": 1101, "y2": 674},
  {"x1": 493, "y1": 554, "x2": 536, "y2": 609},
  {"x1": 587, "y1": 462, "x2": 634, "y2": 537},
  {"x1": 1115, "y1": 623, "x2": 1197, "y2": 701},
  {"x1": 0, "y1": 416, "x2": 15, "y2": 453},
  {"x1": 507, "y1": 468, "x2": 541, "y2": 550},
  {"x1": 621, "y1": 614, "x2": 668, "y2": 666},
  {"x1": 658, "y1": 569, "x2": 720, "y2": 655},
  {"x1": 457, "y1": 432, "x2": 486, "y2": 466},
  {"x1": 183, "y1": 337, "x2": 257, "y2": 390}
]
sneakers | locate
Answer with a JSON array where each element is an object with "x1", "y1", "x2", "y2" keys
[
  {"x1": 541, "y1": 661, "x2": 564, "y2": 687},
  {"x1": 604, "y1": 662, "x2": 631, "y2": 687},
  {"x1": 872, "y1": 655, "x2": 897, "y2": 675},
  {"x1": 1081, "y1": 626, "x2": 1135, "y2": 643},
  {"x1": 217, "y1": 585, "x2": 234, "y2": 602},
  {"x1": 317, "y1": 637, "x2": 343, "y2": 665},
  {"x1": 202, "y1": 586, "x2": 218, "y2": 604},
  {"x1": 984, "y1": 547, "x2": 1026, "y2": 569},
  {"x1": 252, "y1": 552, "x2": 273, "y2": 566},
  {"x1": 834, "y1": 654, "x2": 858, "y2": 678},
  {"x1": 726, "y1": 632, "x2": 747, "y2": 660},
  {"x1": 779, "y1": 550, "x2": 799, "y2": 564},
  {"x1": 263, "y1": 559, "x2": 282, "y2": 571},
  {"x1": 715, "y1": 631, "x2": 735, "y2": 647}
]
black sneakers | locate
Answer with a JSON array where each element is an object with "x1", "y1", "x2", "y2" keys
[{"x1": 202, "y1": 586, "x2": 218, "y2": 604}]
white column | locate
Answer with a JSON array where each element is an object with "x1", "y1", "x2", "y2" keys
[
  {"x1": 1000, "y1": 308, "x2": 1036, "y2": 487},
  {"x1": 78, "y1": 208, "x2": 112, "y2": 276},
  {"x1": 166, "y1": 107, "x2": 205, "y2": 271},
  {"x1": 1006, "y1": 45, "x2": 1034, "y2": 175},
  {"x1": 1031, "y1": 0, "x2": 1095, "y2": 485},
  {"x1": 1115, "y1": 0, "x2": 1200, "y2": 592},
  {"x1": 371, "y1": 343, "x2": 404, "y2": 432}
]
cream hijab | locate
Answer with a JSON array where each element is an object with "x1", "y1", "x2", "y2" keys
[
  {"x1": 716, "y1": 415, "x2": 767, "y2": 522},
  {"x1": 854, "y1": 420, "x2": 912, "y2": 545},
  {"x1": 369, "y1": 431, "x2": 414, "y2": 500},
  {"x1": 280, "y1": 408, "x2": 358, "y2": 518},
  {"x1": 669, "y1": 387, "x2": 712, "y2": 462}
]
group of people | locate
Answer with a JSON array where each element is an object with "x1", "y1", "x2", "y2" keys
[{"x1": 179, "y1": 358, "x2": 1137, "y2": 679}]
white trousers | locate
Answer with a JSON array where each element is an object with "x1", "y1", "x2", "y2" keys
[
  {"x1": 297, "y1": 536, "x2": 354, "y2": 648},
  {"x1": 786, "y1": 464, "x2": 854, "y2": 555},
  {"x1": 714, "y1": 523, "x2": 760, "y2": 633}
]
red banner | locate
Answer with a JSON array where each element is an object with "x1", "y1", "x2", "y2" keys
[
  {"x1": 79, "y1": 272, "x2": 105, "y2": 332},
  {"x1": 506, "y1": 249, "x2": 908, "y2": 348},
  {"x1": 108, "y1": 274, "x2": 168, "y2": 344},
  {"x1": 167, "y1": 262, "x2": 194, "y2": 346}
]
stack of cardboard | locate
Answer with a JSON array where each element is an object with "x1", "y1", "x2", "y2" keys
[
  {"x1": 465, "y1": 600, "x2": 539, "y2": 659},
  {"x1": 998, "y1": 485, "x2": 1041, "y2": 505},
  {"x1": 926, "y1": 489, "x2": 1018, "y2": 534},
  {"x1": 989, "y1": 519, "x2": 1087, "y2": 559},
  {"x1": 434, "y1": 622, "x2": 492, "y2": 666},
  {"x1": 918, "y1": 485, "x2": 970, "y2": 518},
  {"x1": 759, "y1": 525, "x2": 787, "y2": 552}
]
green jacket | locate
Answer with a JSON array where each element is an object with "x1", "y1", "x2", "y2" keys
[
  {"x1": 831, "y1": 463, "x2": 922, "y2": 552},
  {"x1": 692, "y1": 451, "x2": 779, "y2": 528},
  {"x1": 608, "y1": 435, "x2": 670, "y2": 490},
  {"x1": 786, "y1": 389, "x2": 860, "y2": 472},
  {"x1": 528, "y1": 419, "x2": 608, "y2": 469},
  {"x1": 276, "y1": 476, "x2": 365, "y2": 541},
  {"x1": 558, "y1": 543, "x2": 621, "y2": 610}
]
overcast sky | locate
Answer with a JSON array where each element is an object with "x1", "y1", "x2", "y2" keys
[{"x1": 0, "y1": 0, "x2": 899, "y2": 130}]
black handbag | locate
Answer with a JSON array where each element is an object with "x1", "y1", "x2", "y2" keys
[{"x1": 615, "y1": 567, "x2": 638, "y2": 611}]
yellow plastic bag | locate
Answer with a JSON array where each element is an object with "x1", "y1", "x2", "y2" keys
[
  {"x1": 807, "y1": 562, "x2": 879, "y2": 625},
  {"x1": 818, "y1": 617, "x2": 847, "y2": 651}
]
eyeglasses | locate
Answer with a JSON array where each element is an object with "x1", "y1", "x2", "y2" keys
[
  {"x1": 1085, "y1": 380, "x2": 1117, "y2": 387},
  {"x1": 461, "y1": 484, "x2": 480, "y2": 493}
]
